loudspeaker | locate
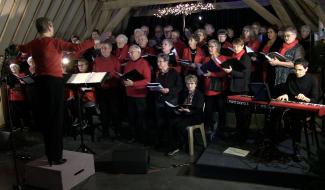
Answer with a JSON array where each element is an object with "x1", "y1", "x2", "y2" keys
[
  {"x1": 112, "y1": 148, "x2": 150, "y2": 174},
  {"x1": 0, "y1": 130, "x2": 10, "y2": 150}
]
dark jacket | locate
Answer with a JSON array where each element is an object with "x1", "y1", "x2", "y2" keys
[
  {"x1": 155, "y1": 68, "x2": 183, "y2": 104},
  {"x1": 229, "y1": 53, "x2": 252, "y2": 93},
  {"x1": 275, "y1": 44, "x2": 305, "y2": 85},
  {"x1": 178, "y1": 89, "x2": 204, "y2": 121}
]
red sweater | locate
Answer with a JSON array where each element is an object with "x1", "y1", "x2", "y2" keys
[
  {"x1": 203, "y1": 55, "x2": 229, "y2": 96},
  {"x1": 115, "y1": 44, "x2": 129, "y2": 63},
  {"x1": 173, "y1": 40, "x2": 186, "y2": 57},
  {"x1": 182, "y1": 47, "x2": 206, "y2": 73},
  {"x1": 124, "y1": 58, "x2": 151, "y2": 98},
  {"x1": 141, "y1": 46, "x2": 157, "y2": 56},
  {"x1": 94, "y1": 55, "x2": 121, "y2": 89},
  {"x1": 19, "y1": 37, "x2": 94, "y2": 77},
  {"x1": 8, "y1": 73, "x2": 26, "y2": 101}
]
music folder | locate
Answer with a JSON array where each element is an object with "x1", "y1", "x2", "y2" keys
[
  {"x1": 19, "y1": 75, "x2": 34, "y2": 84},
  {"x1": 220, "y1": 59, "x2": 246, "y2": 71},
  {"x1": 147, "y1": 83, "x2": 163, "y2": 91},
  {"x1": 117, "y1": 70, "x2": 144, "y2": 81},
  {"x1": 259, "y1": 52, "x2": 289, "y2": 62},
  {"x1": 66, "y1": 72, "x2": 107, "y2": 85}
]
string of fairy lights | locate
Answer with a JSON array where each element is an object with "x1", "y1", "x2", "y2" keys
[{"x1": 154, "y1": 2, "x2": 215, "y2": 17}]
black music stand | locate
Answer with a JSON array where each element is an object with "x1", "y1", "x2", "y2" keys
[
  {"x1": 249, "y1": 82, "x2": 272, "y2": 102},
  {"x1": 67, "y1": 72, "x2": 107, "y2": 154}
]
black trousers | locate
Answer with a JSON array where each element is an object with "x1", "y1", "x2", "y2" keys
[
  {"x1": 127, "y1": 97, "x2": 147, "y2": 142},
  {"x1": 204, "y1": 94, "x2": 227, "y2": 131},
  {"x1": 35, "y1": 76, "x2": 64, "y2": 162},
  {"x1": 168, "y1": 114, "x2": 202, "y2": 150},
  {"x1": 95, "y1": 88, "x2": 121, "y2": 136}
]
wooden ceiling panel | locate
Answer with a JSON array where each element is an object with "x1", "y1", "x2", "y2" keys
[
  {"x1": 24, "y1": 0, "x2": 53, "y2": 43},
  {"x1": 53, "y1": 0, "x2": 73, "y2": 38},
  {"x1": 12, "y1": 0, "x2": 40, "y2": 44},
  {"x1": 57, "y1": 0, "x2": 83, "y2": 39},
  {"x1": 0, "y1": 0, "x2": 28, "y2": 53}
]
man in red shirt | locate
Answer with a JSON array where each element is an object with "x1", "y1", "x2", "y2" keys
[
  {"x1": 94, "y1": 41, "x2": 121, "y2": 138},
  {"x1": 123, "y1": 45, "x2": 151, "y2": 143},
  {"x1": 18, "y1": 17, "x2": 97, "y2": 165}
]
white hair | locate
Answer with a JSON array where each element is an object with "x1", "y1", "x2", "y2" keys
[{"x1": 116, "y1": 34, "x2": 128, "y2": 43}]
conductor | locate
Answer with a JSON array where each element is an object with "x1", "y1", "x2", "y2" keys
[{"x1": 18, "y1": 17, "x2": 98, "y2": 165}]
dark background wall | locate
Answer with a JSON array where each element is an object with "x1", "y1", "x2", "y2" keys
[{"x1": 126, "y1": 6, "x2": 275, "y2": 38}]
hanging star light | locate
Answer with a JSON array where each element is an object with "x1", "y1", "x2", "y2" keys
[{"x1": 154, "y1": 2, "x2": 215, "y2": 17}]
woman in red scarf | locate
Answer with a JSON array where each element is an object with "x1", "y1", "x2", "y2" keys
[
  {"x1": 269, "y1": 26, "x2": 305, "y2": 96},
  {"x1": 259, "y1": 25, "x2": 283, "y2": 97},
  {"x1": 202, "y1": 39, "x2": 229, "y2": 139},
  {"x1": 223, "y1": 38, "x2": 252, "y2": 142},
  {"x1": 181, "y1": 35, "x2": 206, "y2": 76}
]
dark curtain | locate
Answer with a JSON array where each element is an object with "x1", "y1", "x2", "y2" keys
[{"x1": 126, "y1": 6, "x2": 275, "y2": 39}]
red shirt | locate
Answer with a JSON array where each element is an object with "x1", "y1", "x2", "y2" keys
[
  {"x1": 141, "y1": 46, "x2": 157, "y2": 56},
  {"x1": 182, "y1": 47, "x2": 206, "y2": 74},
  {"x1": 203, "y1": 55, "x2": 229, "y2": 96},
  {"x1": 8, "y1": 73, "x2": 26, "y2": 101},
  {"x1": 94, "y1": 55, "x2": 121, "y2": 89},
  {"x1": 19, "y1": 37, "x2": 94, "y2": 77},
  {"x1": 124, "y1": 58, "x2": 151, "y2": 98},
  {"x1": 173, "y1": 40, "x2": 186, "y2": 57},
  {"x1": 115, "y1": 44, "x2": 129, "y2": 63}
]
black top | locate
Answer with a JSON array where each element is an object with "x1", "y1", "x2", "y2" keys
[
  {"x1": 230, "y1": 53, "x2": 252, "y2": 93},
  {"x1": 155, "y1": 68, "x2": 183, "y2": 104},
  {"x1": 284, "y1": 73, "x2": 320, "y2": 103},
  {"x1": 178, "y1": 89, "x2": 204, "y2": 120}
]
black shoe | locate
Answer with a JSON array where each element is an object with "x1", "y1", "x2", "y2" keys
[
  {"x1": 49, "y1": 158, "x2": 67, "y2": 166},
  {"x1": 167, "y1": 149, "x2": 179, "y2": 156},
  {"x1": 127, "y1": 138, "x2": 136, "y2": 144}
]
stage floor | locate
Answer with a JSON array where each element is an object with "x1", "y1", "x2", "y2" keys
[{"x1": 0, "y1": 127, "x2": 325, "y2": 190}]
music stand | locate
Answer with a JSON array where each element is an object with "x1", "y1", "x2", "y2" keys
[
  {"x1": 67, "y1": 72, "x2": 107, "y2": 154},
  {"x1": 249, "y1": 82, "x2": 272, "y2": 102}
]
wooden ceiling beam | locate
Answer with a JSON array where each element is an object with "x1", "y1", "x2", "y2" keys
[
  {"x1": 84, "y1": 0, "x2": 91, "y2": 31},
  {"x1": 269, "y1": 0, "x2": 293, "y2": 27},
  {"x1": 242, "y1": 0, "x2": 282, "y2": 27},
  {"x1": 96, "y1": 10, "x2": 112, "y2": 32},
  {"x1": 286, "y1": 0, "x2": 318, "y2": 31},
  {"x1": 302, "y1": 0, "x2": 325, "y2": 28},
  {"x1": 103, "y1": 0, "x2": 200, "y2": 10},
  {"x1": 103, "y1": 7, "x2": 131, "y2": 32},
  {"x1": 296, "y1": 0, "x2": 318, "y2": 26}
]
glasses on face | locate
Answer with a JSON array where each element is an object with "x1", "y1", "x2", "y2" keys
[
  {"x1": 128, "y1": 51, "x2": 139, "y2": 54},
  {"x1": 208, "y1": 45, "x2": 216, "y2": 48}
]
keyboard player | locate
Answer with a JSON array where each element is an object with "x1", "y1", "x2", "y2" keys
[{"x1": 273, "y1": 58, "x2": 320, "y2": 160}]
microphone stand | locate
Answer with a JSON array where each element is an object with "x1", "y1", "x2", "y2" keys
[
  {"x1": 2, "y1": 76, "x2": 25, "y2": 190},
  {"x1": 1, "y1": 51, "x2": 29, "y2": 190}
]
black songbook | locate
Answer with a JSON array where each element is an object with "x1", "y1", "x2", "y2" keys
[
  {"x1": 118, "y1": 70, "x2": 144, "y2": 81},
  {"x1": 18, "y1": 75, "x2": 34, "y2": 84},
  {"x1": 164, "y1": 101, "x2": 192, "y2": 109},
  {"x1": 178, "y1": 59, "x2": 197, "y2": 67},
  {"x1": 168, "y1": 53, "x2": 178, "y2": 67},
  {"x1": 220, "y1": 48, "x2": 234, "y2": 56},
  {"x1": 259, "y1": 52, "x2": 289, "y2": 62},
  {"x1": 142, "y1": 54, "x2": 157, "y2": 67},
  {"x1": 199, "y1": 59, "x2": 222, "y2": 73},
  {"x1": 220, "y1": 59, "x2": 246, "y2": 71}
]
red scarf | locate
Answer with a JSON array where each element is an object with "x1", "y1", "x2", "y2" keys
[
  {"x1": 232, "y1": 49, "x2": 245, "y2": 61},
  {"x1": 280, "y1": 39, "x2": 299, "y2": 55}
]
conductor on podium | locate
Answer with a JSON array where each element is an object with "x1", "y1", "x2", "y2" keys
[{"x1": 18, "y1": 17, "x2": 98, "y2": 166}]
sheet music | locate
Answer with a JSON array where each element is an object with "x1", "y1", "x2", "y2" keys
[
  {"x1": 67, "y1": 72, "x2": 107, "y2": 84},
  {"x1": 165, "y1": 101, "x2": 178, "y2": 108}
]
